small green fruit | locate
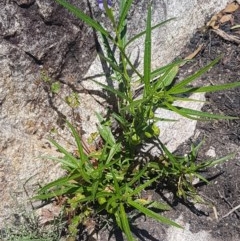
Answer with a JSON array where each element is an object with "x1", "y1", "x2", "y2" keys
[
  {"x1": 149, "y1": 110, "x2": 154, "y2": 119},
  {"x1": 144, "y1": 131, "x2": 153, "y2": 138},
  {"x1": 151, "y1": 124, "x2": 160, "y2": 136},
  {"x1": 131, "y1": 134, "x2": 141, "y2": 145},
  {"x1": 97, "y1": 197, "x2": 107, "y2": 205}
]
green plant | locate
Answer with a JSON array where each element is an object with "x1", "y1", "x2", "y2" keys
[
  {"x1": 33, "y1": 0, "x2": 240, "y2": 240},
  {"x1": 35, "y1": 121, "x2": 180, "y2": 240}
]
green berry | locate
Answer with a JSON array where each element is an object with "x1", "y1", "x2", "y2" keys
[
  {"x1": 152, "y1": 124, "x2": 160, "y2": 136},
  {"x1": 131, "y1": 134, "x2": 141, "y2": 145},
  {"x1": 97, "y1": 197, "x2": 107, "y2": 205}
]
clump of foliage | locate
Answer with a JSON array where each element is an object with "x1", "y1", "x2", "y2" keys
[{"x1": 34, "y1": 0, "x2": 240, "y2": 240}]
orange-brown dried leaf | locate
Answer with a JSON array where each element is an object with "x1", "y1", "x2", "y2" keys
[
  {"x1": 220, "y1": 14, "x2": 233, "y2": 23},
  {"x1": 207, "y1": 15, "x2": 219, "y2": 29},
  {"x1": 223, "y1": 2, "x2": 239, "y2": 13}
]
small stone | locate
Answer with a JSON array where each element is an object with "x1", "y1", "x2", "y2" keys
[{"x1": 205, "y1": 146, "x2": 216, "y2": 157}]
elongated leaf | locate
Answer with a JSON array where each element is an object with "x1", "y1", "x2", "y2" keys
[
  {"x1": 128, "y1": 199, "x2": 182, "y2": 228},
  {"x1": 112, "y1": 112, "x2": 128, "y2": 126},
  {"x1": 93, "y1": 79, "x2": 130, "y2": 101},
  {"x1": 121, "y1": 98, "x2": 147, "y2": 112},
  {"x1": 157, "y1": 139, "x2": 178, "y2": 164},
  {"x1": 199, "y1": 153, "x2": 235, "y2": 169},
  {"x1": 49, "y1": 138, "x2": 81, "y2": 169},
  {"x1": 117, "y1": 0, "x2": 134, "y2": 35},
  {"x1": 148, "y1": 201, "x2": 171, "y2": 211},
  {"x1": 164, "y1": 102, "x2": 200, "y2": 120},
  {"x1": 125, "y1": 18, "x2": 175, "y2": 48},
  {"x1": 34, "y1": 187, "x2": 79, "y2": 200},
  {"x1": 133, "y1": 60, "x2": 186, "y2": 89},
  {"x1": 194, "y1": 173, "x2": 209, "y2": 184},
  {"x1": 96, "y1": 113, "x2": 116, "y2": 146},
  {"x1": 104, "y1": 1, "x2": 116, "y2": 28},
  {"x1": 66, "y1": 121, "x2": 87, "y2": 162},
  {"x1": 170, "y1": 81, "x2": 240, "y2": 95},
  {"x1": 41, "y1": 155, "x2": 78, "y2": 170},
  {"x1": 118, "y1": 47, "x2": 143, "y2": 79},
  {"x1": 91, "y1": 180, "x2": 99, "y2": 201},
  {"x1": 106, "y1": 143, "x2": 121, "y2": 164},
  {"x1": 154, "y1": 65, "x2": 179, "y2": 90},
  {"x1": 168, "y1": 57, "x2": 220, "y2": 93},
  {"x1": 55, "y1": 0, "x2": 110, "y2": 38},
  {"x1": 173, "y1": 106, "x2": 239, "y2": 120},
  {"x1": 143, "y1": 3, "x2": 152, "y2": 92},
  {"x1": 127, "y1": 165, "x2": 148, "y2": 186},
  {"x1": 128, "y1": 174, "x2": 160, "y2": 198},
  {"x1": 49, "y1": 138, "x2": 91, "y2": 183},
  {"x1": 164, "y1": 102, "x2": 238, "y2": 120},
  {"x1": 119, "y1": 203, "x2": 135, "y2": 241},
  {"x1": 36, "y1": 173, "x2": 82, "y2": 194}
]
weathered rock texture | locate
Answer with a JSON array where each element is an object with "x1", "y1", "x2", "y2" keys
[{"x1": 0, "y1": 0, "x2": 232, "y2": 228}]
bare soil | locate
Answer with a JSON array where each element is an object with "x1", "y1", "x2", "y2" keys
[{"x1": 175, "y1": 6, "x2": 240, "y2": 241}]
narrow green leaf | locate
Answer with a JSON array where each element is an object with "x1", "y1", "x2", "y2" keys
[
  {"x1": 91, "y1": 180, "x2": 99, "y2": 201},
  {"x1": 125, "y1": 18, "x2": 175, "y2": 48},
  {"x1": 66, "y1": 121, "x2": 87, "y2": 162},
  {"x1": 36, "y1": 173, "x2": 82, "y2": 194},
  {"x1": 118, "y1": 47, "x2": 143, "y2": 79},
  {"x1": 106, "y1": 143, "x2": 121, "y2": 164},
  {"x1": 168, "y1": 57, "x2": 220, "y2": 93},
  {"x1": 173, "y1": 106, "x2": 239, "y2": 120},
  {"x1": 55, "y1": 0, "x2": 110, "y2": 38},
  {"x1": 199, "y1": 153, "x2": 235, "y2": 169},
  {"x1": 157, "y1": 139, "x2": 177, "y2": 164},
  {"x1": 119, "y1": 203, "x2": 135, "y2": 241},
  {"x1": 128, "y1": 199, "x2": 182, "y2": 228},
  {"x1": 103, "y1": 1, "x2": 116, "y2": 28},
  {"x1": 150, "y1": 59, "x2": 186, "y2": 81},
  {"x1": 49, "y1": 138, "x2": 91, "y2": 183},
  {"x1": 143, "y1": 3, "x2": 152, "y2": 92},
  {"x1": 154, "y1": 65, "x2": 179, "y2": 90},
  {"x1": 148, "y1": 201, "x2": 171, "y2": 211},
  {"x1": 112, "y1": 112, "x2": 128, "y2": 126},
  {"x1": 133, "y1": 59, "x2": 186, "y2": 88},
  {"x1": 194, "y1": 173, "x2": 209, "y2": 184},
  {"x1": 163, "y1": 102, "x2": 198, "y2": 120},
  {"x1": 127, "y1": 166, "x2": 148, "y2": 186},
  {"x1": 96, "y1": 113, "x2": 116, "y2": 146},
  {"x1": 41, "y1": 155, "x2": 78, "y2": 170},
  {"x1": 121, "y1": 98, "x2": 147, "y2": 112},
  {"x1": 49, "y1": 138, "x2": 80, "y2": 169},
  {"x1": 170, "y1": 81, "x2": 240, "y2": 95},
  {"x1": 128, "y1": 174, "x2": 160, "y2": 198},
  {"x1": 92, "y1": 79, "x2": 130, "y2": 101},
  {"x1": 117, "y1": 0, "x2": 134, "y2": 35},
  {"x1": 34, "y1": 187, "x2": 78, "y2": 200}
]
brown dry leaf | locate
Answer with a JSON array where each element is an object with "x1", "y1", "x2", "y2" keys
[
  {"x1": 220, "y1": 14, "x2": 233, "y2": 23},
  {"x1": 223, "y1": 2, "x2": 239, "y2": 13},
  {"x1": 184, "y1": 44, "x2": 203, "y2": 61},
  {"x1": 212, "y1": 28, "x2": 240, "y2": 44},
  {"x1": 207, "y1": 15, "x2": 219, "y2": 29}
]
